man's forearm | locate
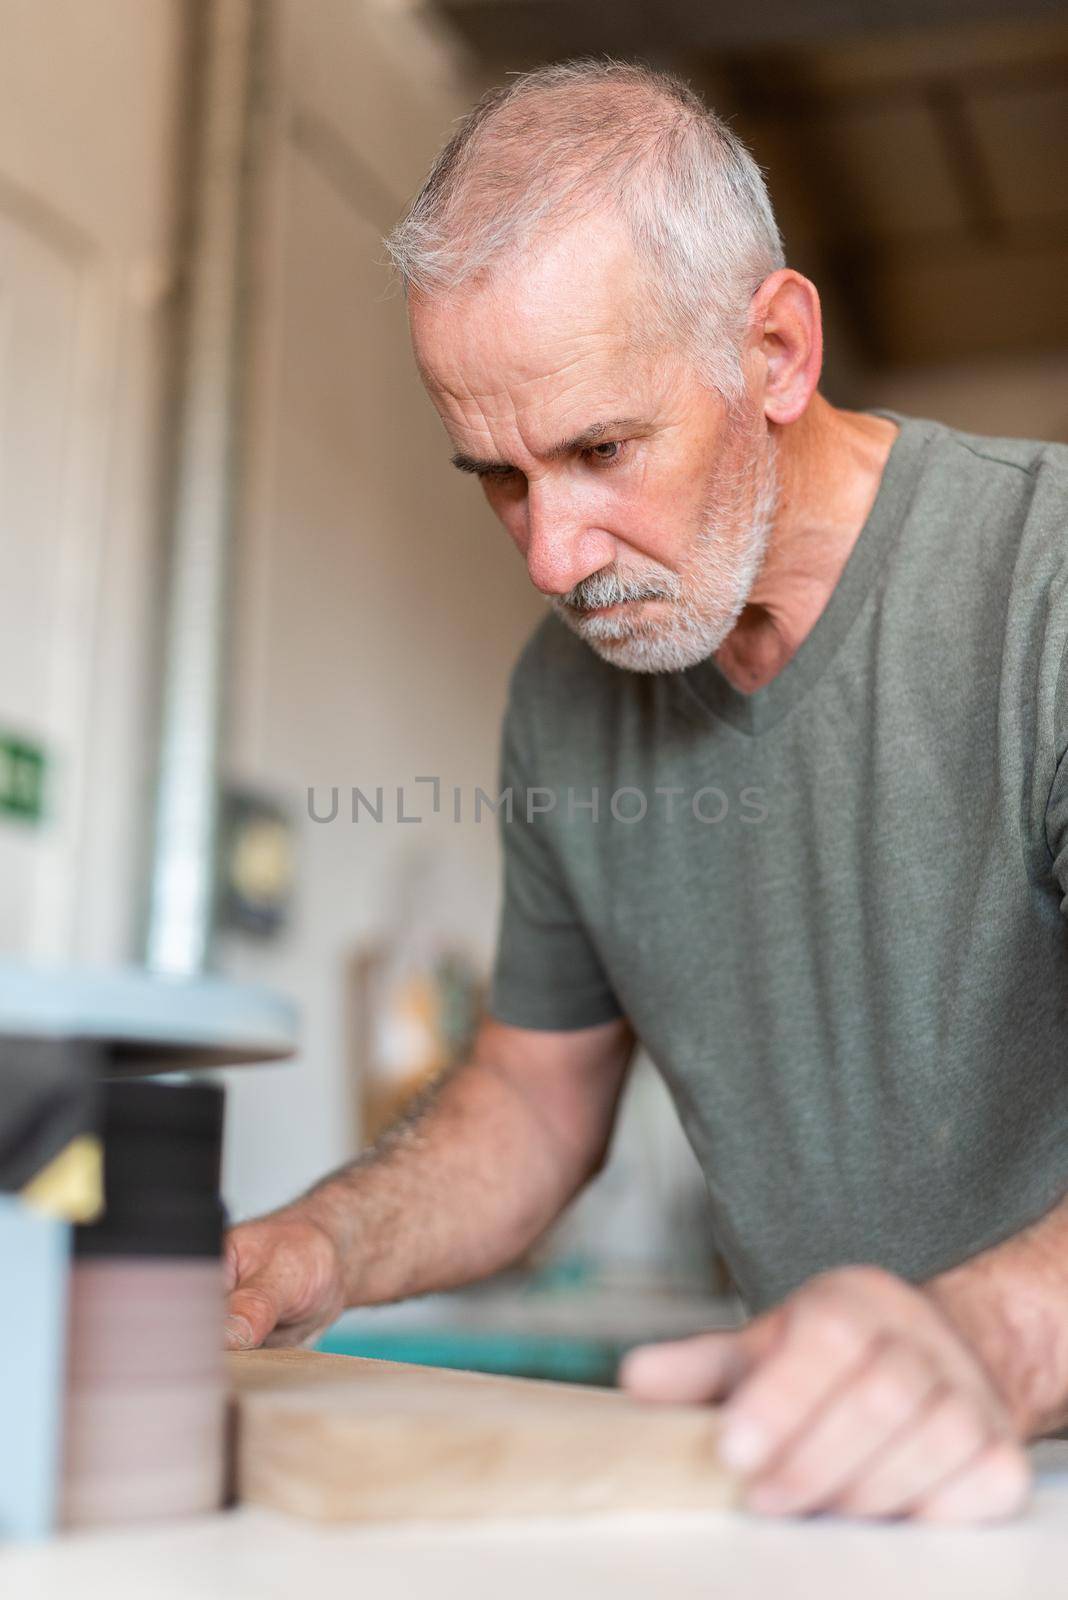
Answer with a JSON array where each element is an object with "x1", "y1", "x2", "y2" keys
[
  {"x1": 280, "y1": 1050, "x2": 606, "y2": 1309},
  {"x1": 927, "y1": 1193, "x2": 1068, "y2": 1437}
]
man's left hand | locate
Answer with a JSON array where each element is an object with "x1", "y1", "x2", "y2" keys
[{"x1": 619, "y1": 1266, "x2": 1031, "y2": 1522}]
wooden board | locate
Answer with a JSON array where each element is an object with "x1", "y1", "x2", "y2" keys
[{"x1": 229, "y1": 1349, "x2": 736, "y2": 1522}]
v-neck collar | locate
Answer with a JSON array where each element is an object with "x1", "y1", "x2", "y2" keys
[{"x1": 674, "y1": 410, "x2": 933, "y2": 737}]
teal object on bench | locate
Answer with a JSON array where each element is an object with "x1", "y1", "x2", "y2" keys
[
  {"x1": 315, "y1": 1325, "x2": 620, "y2": 1386},
  {"x1": 0, "y1": 1199, "x2": 69, "y2": 1540}
]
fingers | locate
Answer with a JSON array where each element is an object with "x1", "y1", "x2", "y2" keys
[
  {"x1": 223, "y1": 1237, "x2": 239, "y2": 1294},
  {"x1": 744, "y1": 1336, "x2": 942, "y2": 1514},
  {"x1": 620, "y1": 1314, "x2": 781, "y2": 1406},
  {"x1": 912, "y1": 1439, "x2": 1032, "y2": 1523},
  {"x1": 223, "y1": 1314, "x2": 255, "y2": 1350},
  {"x1": 829, "y1": 1385, "x2": 1015, "y2": 1519},
  {"x1": 620, "y1": 1335, "x2": 748, "y2": 1405},
  {"x1": 222, "y1": 1215, "x2": 344, "y2": 1350},
  {"x1": 622, "y1": 1267, "x2": 1031, "y2": 1527},
  {"x1": 224, "y1": 1276, "x2": 282, "y2": 1350},
  {"x1": 717, "y1": 1294, "x2": 876, "y2": 1475}
]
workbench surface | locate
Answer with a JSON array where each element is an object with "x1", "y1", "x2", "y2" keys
[{"x1": 4, "y1": 1443, "x2": 1068, "y2": 1600}]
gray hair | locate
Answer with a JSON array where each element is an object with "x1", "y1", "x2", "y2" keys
[{"x1": 385, "y1": 58, "x2": 785, "y2": 401}]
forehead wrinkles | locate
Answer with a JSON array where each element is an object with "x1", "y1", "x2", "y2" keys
[
  {"x1": 437, "y1": 346, "x2": 629, "y2": 459},
  {"x1": 433, "y1": 322, "x2": 621, "y2": 403}
]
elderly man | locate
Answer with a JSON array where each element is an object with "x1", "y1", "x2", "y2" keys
[{"x1": 226, "y1": 60, "x2": 1068, "y2": 1523}]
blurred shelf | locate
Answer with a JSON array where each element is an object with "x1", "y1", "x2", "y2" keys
[{"x1": 0, "y1": 960, "x2": 298, "y2": 1071}]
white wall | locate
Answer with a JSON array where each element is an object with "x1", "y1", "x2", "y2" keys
[
  {"x1": 218, "y1": 0, "x2": 544, "y2": 1218},
  {"x1": 0, "y1": 0, "x2": 560, "y2": 1229},
  {"x1": 0, "y1": 0, "x2": 182, "y2": 964},
  {"x1": 0, "y1": 0, "x2": 544, "y2": 1226}
]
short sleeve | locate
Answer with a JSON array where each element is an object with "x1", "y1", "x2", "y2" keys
[
  {"x1": 1045, "y1": 636, "x2": 1068, "y2": 909},
  {"x1": 488, "y1": 701, "x2": 623, "y2": 1031}
]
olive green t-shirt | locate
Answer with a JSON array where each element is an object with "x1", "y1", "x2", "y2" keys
[{"x1": 488, "y1": 411, "x2": 1068, "y2": 1311}]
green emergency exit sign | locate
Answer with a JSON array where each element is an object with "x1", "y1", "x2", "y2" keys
[{"x1": 0, "y1": 732, "x2": 47, "y2": 823}]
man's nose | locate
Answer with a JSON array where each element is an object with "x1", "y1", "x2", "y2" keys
[{"x1": 523, "y1": 481, "x2": 615, "y2": 597}]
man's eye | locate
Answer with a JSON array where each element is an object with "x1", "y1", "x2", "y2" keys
[{"x1": 584, "y1": 441, "x2": 625, "y2": 465}]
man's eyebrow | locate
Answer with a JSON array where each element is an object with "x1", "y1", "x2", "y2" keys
[
  {"x1": 450, "y1": 451, "x2": 512, "y2": 476},
  {"x1": 545, "y1": 418, "x2": 646, "y2": 459},
  {"x1": 450, "y1": 418, "x2": 647, "y2": 476}
]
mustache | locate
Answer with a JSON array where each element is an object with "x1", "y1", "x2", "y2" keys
[{"x1": 561, "y1": 566, "x2": 681, "y2": 612}]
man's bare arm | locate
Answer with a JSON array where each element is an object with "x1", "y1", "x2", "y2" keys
[
  {"x1": 928, "y1": 1191, "x2": 1068, "y2": 1439},
  {"x1": 224, "y1": 1014, "x2": 634, "y2": 1348}
]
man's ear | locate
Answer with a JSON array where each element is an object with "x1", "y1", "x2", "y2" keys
[{"x1": 747, "y1": 270, "x2": 823, "y2": 427}]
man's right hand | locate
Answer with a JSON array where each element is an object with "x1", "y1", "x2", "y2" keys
[
  {"x1": 223, "y1": 1016, "x2": 634, "y2": 1350},
  {"x1": 224, "y1": 1210, "x2": 345, "y2": 1350}
]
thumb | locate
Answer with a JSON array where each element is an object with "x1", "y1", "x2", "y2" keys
[
  {"x1": 225, "y1": 1274, "x2": 283, "y2": 1351},
  {"x1": 223, "y1": 1235, "x2": 241, "y2": 1294},
  {"x1": 619, "y1": 1315, "x2": 781, "y2": 1404}
]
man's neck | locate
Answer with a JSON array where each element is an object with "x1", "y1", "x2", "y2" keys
[{"x1": 713, "y1": 396, "x2": 900, "y2": 694}]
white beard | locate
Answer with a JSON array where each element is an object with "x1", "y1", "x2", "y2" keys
[{"x1": 551, "y1": 435, "x2": 780, "y2": 674}]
